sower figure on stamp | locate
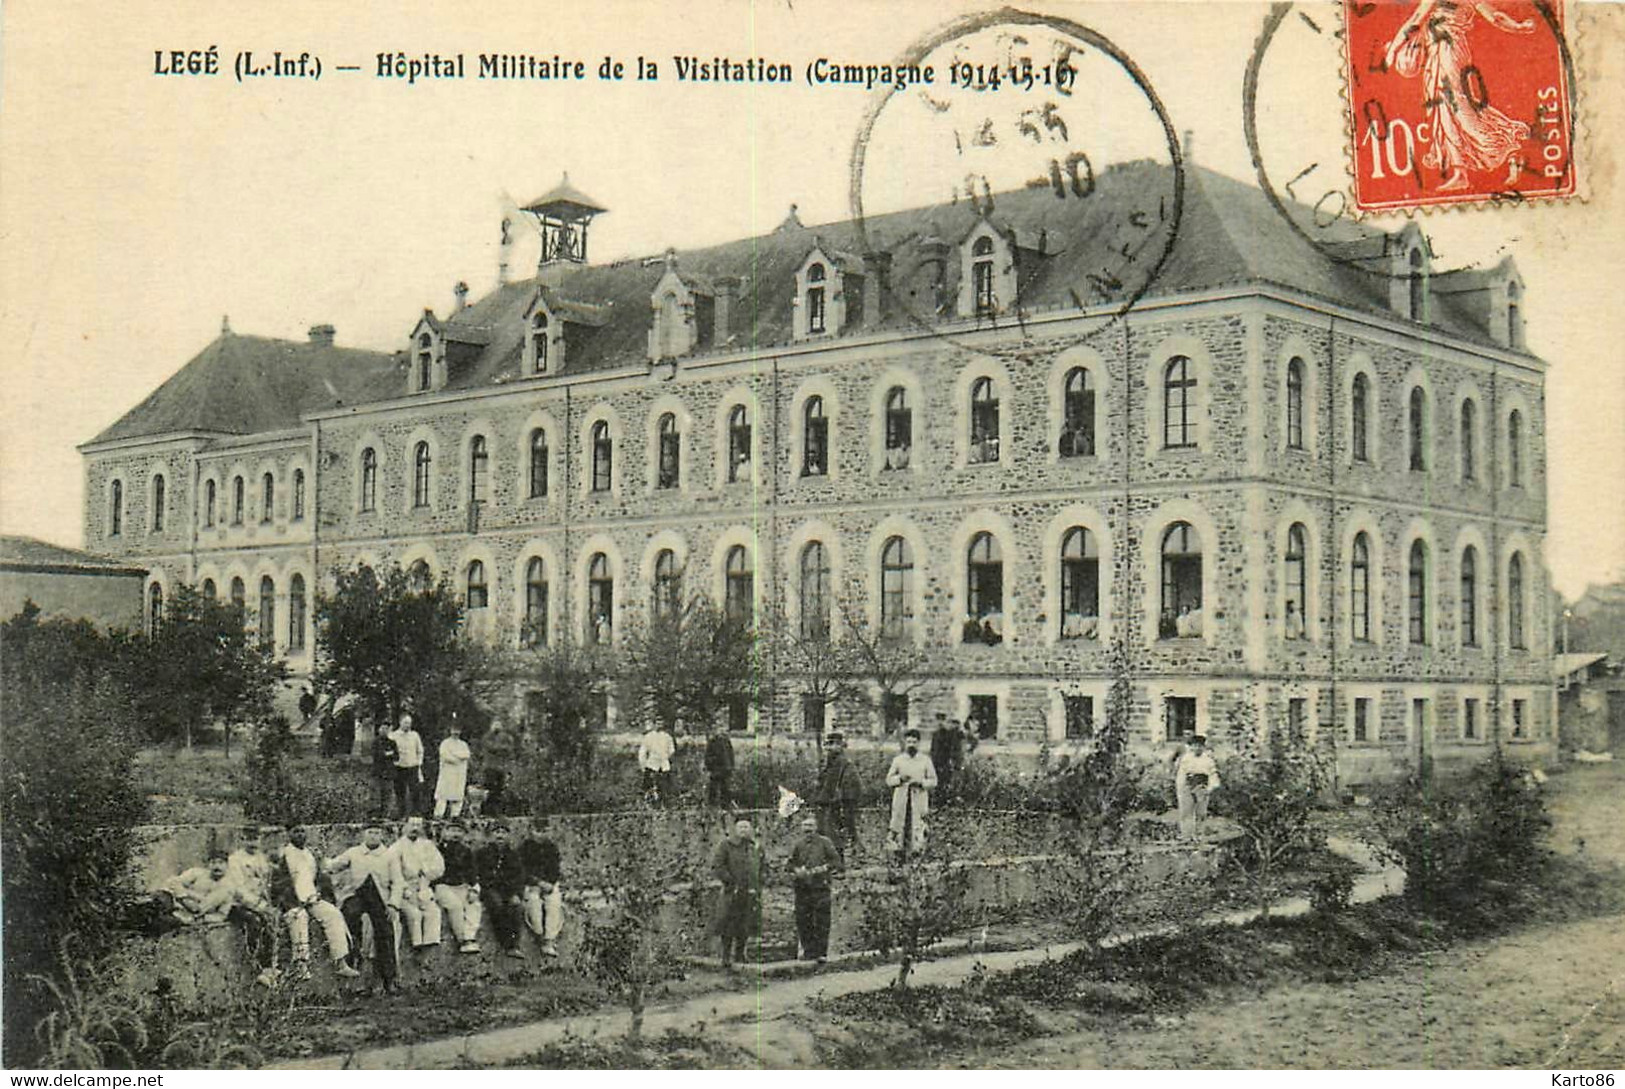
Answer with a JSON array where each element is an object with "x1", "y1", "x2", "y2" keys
[
  {"x1": 326, "y1": 825, "x2": 402, "y2": 992},
  {"x1": 273, "y1": 826, "x2": 357, "y2": 980},
  {"x1": 1384, "y1": 0, "x2": 1535, "y2": 192},
  {"x1": 710, "y1": 819, "x2": 765, "y2": 969},
  {"x1": 815, "y1": 732, "x2": 862, "y2": 859},
  {"x1": 431, "y1": 822, "x2": 484, "y2": 954},
  {"x1": 1172, "y1": 734, "x2": 1221, "y2": 840},
  {"x1": 886, "y1": 727, "x2": 936, "y2": 858},
  {"x1": 788, "y1": 814, "x2": 843, "y2": 964}
]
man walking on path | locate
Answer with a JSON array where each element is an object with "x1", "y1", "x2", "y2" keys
[
  {"x1": 1172, "y1": 733, "x2": 1221, "y2": 840},
  {"x1": 326, "y1": 826, "x2": 402, "y2": 991},
  {"x1": 815, "y1": 732, "x2": 862, "y2": 858},
  {"x1": 787, "y1": 814, "x2": 843, "y2": 963},
  {"x1": 435, "y1": 718, "x2": 472, "y2": 818},
  {"x1": 273, "y1": 826, "x2": 357, "y2": 980},
  {"x1": 390, "y1": 715, "x2": 425, "y2": 818},
  {"x1": 638, "y1": 722, "x2": 676, "y2": 805},
  {"x1": 930, "y1": 712, "x2": 966, "y2": 802},
  {"x1": 431, "y1": 822, "x2": 484, "y2": 954},
  {"x1": 704, "y1": 723, "x2": 735, "y2": 810},
  {"x1": 709, "y1": 819, "x2": 765, "y2": 968},
  {"x1": 886, "y1": 728, "x2": 937, "y2": 857}
]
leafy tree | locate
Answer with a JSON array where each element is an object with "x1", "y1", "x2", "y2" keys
[
  {"x1": 614, "y1": 598, "x2": 763, "y2": 736},
  {"x1": 837, "y1": 599, "x2": 936, "y2": 735},
  {"x1": 573, "y1": 816, "x2": 697, "y2": 1038},
  {"x1": 1, "y1": 603, "x2": 146, "y2": 1066},
  {"x1": 1211, "y1": 699, "x2": 1330, "y2": 918},
  {"x1": 500, "y1": 641, "x2": 615, "y2": 815},
  {"x1": 313, "y1": 562, "x2": 500, "y2": 773},
  {"x1": 121, "y1": 584, "x2": 287, "y2": 750}
]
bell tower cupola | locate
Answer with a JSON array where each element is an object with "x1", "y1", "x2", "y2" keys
[{"x1": 524, "y1": 173, "x2": 607, "y2": 286}]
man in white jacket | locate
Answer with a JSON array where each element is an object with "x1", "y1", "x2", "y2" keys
[
  {"x1": 390, "y1": 816, "x2": 445, "y2": 951},
  {"x1": 885, "y1": 727, "x2": 937, "y2": 856},
  {"x1": 390, "y1": 714, "x2": 426, "y2": 818},
  {"x1": 434, "y1": 718, "x2": 472, "y2": 818},
  {"x1": 637, "y1": 723, "x2": 676, "y2": 805},
  {"x1": 1172, "y1": 734, "x2": 1222, "y2": 839}
]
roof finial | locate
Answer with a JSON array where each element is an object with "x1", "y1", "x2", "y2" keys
[
  {"x1": 221, "y1": 314, "x2": 231, "y2": 336},
  {"x1": 664, "y1": 246, "x2": 679, "y2": 270},
  {"x1": 777, "y1": 203, "x2": 805, "y2": 233}
]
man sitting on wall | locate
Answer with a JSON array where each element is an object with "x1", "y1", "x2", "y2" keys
[
  {"x1": 520, "y1": 831, "x2": 565, "y2": 958},
  {"x1": 272, "y1": 826, "x2": 358, "y2": 981},
  {"x1": 478, "y1": 823, "x2": 528, "y2": 959},
  {"x1": 390, "y1": 816, "x2": 445, "y2": 954},
  {"x1": 432, "y1": 822, "x2": 484, "y2": 954},
  {"x1": 326, "y1": 825, "x2": 402, "y2": 992}
]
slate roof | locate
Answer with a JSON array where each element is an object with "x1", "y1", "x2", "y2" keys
[
  {"x1": 0, "y1": 535, "x2": 146, "y2": 574},
  {"x1": 89, "y1": 334, "x2": 401, "y2": 445},
  {"x1": 91, "y1": 163, "x2": 1521, "y2": 444}
]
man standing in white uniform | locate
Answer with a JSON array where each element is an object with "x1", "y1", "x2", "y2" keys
[
  {"x1": 1173, "y1": 733, "x2": 1222, "y2": 839},
  {"x1": 885, "y1": 727, "x2": 937, "y2": 856},
  {"x1": 434, "y1": 719, "x2": 472, "y2": 818}
]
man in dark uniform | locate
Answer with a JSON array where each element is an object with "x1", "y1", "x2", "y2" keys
[
  {"x1": 930, "y1": 711, "x2": 966, "y2": 802},
  {"x1": 478, "y1": 823, "x2": 527, "y2": 958},
  {"x1": 787, "y1": 814, "x2": 844, "y2": 963},
  {"x1": 432, "y1": 822, "x2": 484, "y2": 954},
  {"x1": 709, "y1": 819, "x2": 765, "y2": 968},
  {"x1": 703, "y1": 723, "x2": 736, "y2": 810},
  {"x1": 520, "y1": 832, "x2": 565, "y2": 957},
  {"x1": 370, "y1": 721, "x2": 398, "y2": 818},
  {"x1": 815, "y1": 732, "x2": 863, "y2": 858}
]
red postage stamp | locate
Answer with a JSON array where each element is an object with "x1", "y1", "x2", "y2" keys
[{"x1": 1341, "y1": 0, "x2": 1576, "y2": 211}]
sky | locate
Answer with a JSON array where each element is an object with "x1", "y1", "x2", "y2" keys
[{"x1": 1, "y1": 0, "x2": 1621, "y2": 598}]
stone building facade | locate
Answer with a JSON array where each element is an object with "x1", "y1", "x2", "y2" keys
[{"x1": 80, "y1": 166, "x2": 1555, "y2": 777}]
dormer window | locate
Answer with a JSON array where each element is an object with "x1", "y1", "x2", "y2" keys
[
  {"x1": 417, "y1": 334, "x2": 432, "y2": 392},
  {"x1": 972, "y1": 236, "x2": 996, "y2": 314},
  {"x1": 806, "y1": 263, "x2": 827, "y2": 334},
  {"x1": 531, "y1": 312, "x2": 549, "y2": 374}
]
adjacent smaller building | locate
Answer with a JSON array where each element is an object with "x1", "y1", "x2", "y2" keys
[{"x1": 0, "y1": 535, "x2": 147, "y2": 630}]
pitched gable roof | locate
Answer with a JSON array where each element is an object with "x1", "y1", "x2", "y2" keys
[{"x1": 0, "y1": 535, "x2": 146, "y2": 574}]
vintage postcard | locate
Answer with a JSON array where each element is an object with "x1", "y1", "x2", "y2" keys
[{"x1": 1, "y1": 0, "x2": 1622, "y2": 1075}]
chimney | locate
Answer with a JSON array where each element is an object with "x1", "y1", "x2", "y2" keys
[
  {"x1": 863, "y1": 253, "x2": 891, "y2": 328},
  {"x1": 714, "y1": 276, "x2": 740, "y2": 346},
  {"x1": 498, "y1": 215, "x2": 513, "y2": 286},
  {"x1": 307, "y1": 324, "x2": 335, "y2": 347},
  {"x1": 454, "y1": 281, "x2": 469, "y2": 311}
]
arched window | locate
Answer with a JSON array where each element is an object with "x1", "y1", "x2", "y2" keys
[
  {"x1": 799, "y1": 541, "x2": 831, "y2": 641},
  {"x1": 1060, "y1": 368, "x2": 1095, "y2": 457},
  {"x1": 652, "y1": 549, "x2": 682, "y2": 619},
  {"x1": 531, "y1": 312, "x2": 548, "y2": 374},
  {"x1": 1160, "y1": 522, "x2": 1203, "y2": 639},
  {"x1": 261, "y1": 472, "x2": 274, "y2": 523},
  {"x1": 1408, "y1": 387, "x2": 1427, "y2": 472},
  {"x1": 1163, "y1": 357, "x2": 1196, "y2": 448},
  {"x1": 469, "y1": 435, "x2": 489, "y2": 508},
  {"x1": 408, "y1": 559, "x2": 432, "y2": 592},
  {"x1": 1059, "y1": 527, "x2": 1100, "y2": 641},
  {"x1": 1409, "y1": 248, "x2": 1425, "y2": 320},
  {"x1": 288, "y1": 574, "x2": 306, "y2": 652},
  {"x1": 466, "y1": 560, "x2": 488, "y2": 610},
  {"x1": 151, "y1": 474, "x2": 166, "y2": 532},
  {"x1": 591, "y1": 421, "x2": 613, "y2": 493},
  {"x1": 1351, "y1": 373, "x2": 1371, "y2": 463},
  {"x1": 587, "y1": 553, "x2": 613, "y2": 644},
  {"x1": 1284, "y1": 523, "x2": 1308, "y2": 640},
  {"x1": 201, "y1": 578, "x2": 217, "y2": 601},
  {"x1": 727, "y1": 405, "x2": 752, "y2": 482},
  {"x1": 1460, "y1": 546, "x2": 1479, "y2": 647},
  {"x1": 528, "y1": 429, "x2": 548, "y2": 499},
  {"x1": 1508, "y1": 551, "x2": 1527, "y2": 649},
  {"x1": 358, "y1": 451, "x2": 376, "y2": 513},
  {"x1": 1408, "y1": 539, "x2": 1429, "y2": 645},
  {"x1": 1460, "y1": 398, "x2": 1477, "y2": 482},
  {"x1": 880, "y1": 536, "x2": 914, "y2": 637},
  {"x1": 965, "y1": 531, "x2": 1004, "y2": 644},
  {"x1": 204, "y1": 479, "x2": 216, "y2": 528},
  {"x1": 292, "y1": 469, "x2": 305, "y2": 521},
  {"x1": 231, "y1": 475, "x2": 245, "y2": 524},
  {"x1": 524, "y1": 557, "x2": 549, "y2": 646},
  {"x1": 1350, "y1": 532, "x2": 1372, "y2": 642},
  {"x1": 417, "y1": 333, "x2": 432, "y2": 391},
  {"x1": 1508, "y1": 409, "x2": 1524, "y2": 487},
  {"x1": 724, "y1": 545, "x2": 754, "y2": 626},
  {"x1": 258, "y1": 576, "x2": 275, "y2": 650},
  {"x1": 1286, "y1": 358, "x2": 1305, "y2": 450},
  {"x1": 147, "y1": 582, "x2": 163, "y2": 638},
  {"x1": 971, "y1": 235, "x2": 996, "y2": 314},
  {"x1": 884, "y1": 386, "x2": 912, "y2": 470},
  {"x1": 229, "y1": 577, "x2": 246, "y2": 614},
  {"x1": 969, "y1": 377, "x2": 1000, "y2": 463},
  {"x1": 802, "y1": 397, "x2": 829, "y2": 477},
  {"x1": 109, "y1": 480, "x2": 123, "y2": 536},
  {"x1": 410, "y1": 442, "x2": 431, "y2": 508},
  {"x1": 806, "y1": 263, "x2": 827, "y2": 334},
  {"x1": 656, "y1": 413, "x2": 680, "y2": 489}
]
